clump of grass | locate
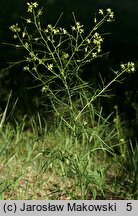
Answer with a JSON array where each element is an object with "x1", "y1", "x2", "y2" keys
[
  {"x1": 0, "y1": 91, "x2": 12, "y2": 130},
  {"x1": 0, "y1": 113, "x2": 136, "y2": 200}
]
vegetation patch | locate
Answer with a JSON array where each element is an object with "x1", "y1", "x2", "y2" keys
[{"x1": 0, "y1": 2, "x2": 137, "y2": 199}]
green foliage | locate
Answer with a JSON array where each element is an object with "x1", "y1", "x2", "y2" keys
[
  {"x1": 0, "y1": 1, "x2": 136, "y2": 200},
  {"x1": 0, "y1": 114, "x2": 136, "y2": 199}
]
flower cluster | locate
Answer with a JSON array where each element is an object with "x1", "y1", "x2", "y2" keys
[
  {"x1": 62, "y1": 52, "x2": 69, "y2": 60},
  {"x1": 98, "y1": 8, "x2": 114, "y2": 22},
  {"x1": 27, "y1": 2, "x2": 38, "y2": 13},
  {"x1": 106, "y1": 8, "x2": 114, "y2": 22},
  {"x1": 120, "y1": 62, "x2": 135, "y2": 73},
  {"x1": 84, "y1": 32, "x2": 103, "y2": 58},
  {"x1": 93, "y1": 32, "x2": 103, "y2": 53},
  {"x1": 47, "y1": 63, "x2": 53, "y2": 71},
  {"x1": 9, "y1": 23, "x2": 21, "y2": 33},
  {"x1": 72, "y1": 22, "x2": 84, "y2": 34},
  {"x1": 44, "y1": 25, "x2": 67, "y2": 35},
  {"x1": 23, "y1": 65, "x2": 30, "y2": 71},
  {"x1": 44, "y1": 24, "x2": 59, "y2": 34},
  {"x1": 93, "y1": 33, "x2": 103, "y2": 45}
]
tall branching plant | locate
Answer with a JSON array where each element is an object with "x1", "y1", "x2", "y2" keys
[{"x1": 9, "y1": 2, "x2": 135, "y2": 136}]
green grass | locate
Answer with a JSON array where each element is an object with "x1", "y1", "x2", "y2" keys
[{"x1": 0, "y1": 113, "x2": 137, "y2": 200}]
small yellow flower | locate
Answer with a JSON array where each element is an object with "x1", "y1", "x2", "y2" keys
[
  {"x1": 109, "y1": 12, "x2": 114, "y2": 19},
  {"x1": 27, "y1": 2, "x2": 38, "y2": 13},
  {"x1": 99, "y1": 9, "x2": 104, "y2": 15},
  {"x1": 60, "y1": 28, "x2": 67, "y2": 34},
  {"x1": 106, "y1": 8, "x2": 114, "y2": 22},
  {"x1": 120, "y1": 62, "x2": 135, "y2": 73},
  {"x1": 13, "y1": 34, "x2": 17, "y2": 39},
  {"x1": 9, "y1": 23, "x2": 21, "y2": 33},
  {"x1": 23, "y1": 66, "x2": 30, "y2": 71},
  {"x1": 62, "y1": 52, "x2": 69, "y2": 59},
  {"x1": 53, "y1": 28, "x2": 59, "y2": 34},
  {"x1": 127, "y1": 62, "x2": 135, "y2": 72},
  {"x1": 93, "y1": 32, "x2": 103, "y2": 45},
  {"x1": 26, "y1": 18, "x2": 31, "y2": 23},
  {"x1": 71, "y1": 26, "x2": 76, "y2": 31},
  {"x1": 86, "y1": 38, "x2": 91, "y2": 44},
  {"x1": 47, "y1": 24, "x2": 52, "y2": 29},
  {"x1": 106, "y1": 8, "x2": 112, "y2": 14},
  {"x1": 47, "y1": 63, "x2": 53, "y2": 71},
  {"x1": 92, "y1": 52, "x2": 97, "y2": 58},
  {"x1": 62, "y1": 28, "x2": 67, "y2": 34},
  {"x1": 37, "y1": 9, "x2": 43, "y2": 16},
  {"x1": 44, "y1": 28, "x2": 48, "y2": 33},
  {"x1": 120, "y1": 63, "x2": 125, "y2": 70},
  {"x1": 41, "y1": 86, "x2": 48, "y2": 93},
  {"x1": 76, "y1": 22, "x2": 84, "y2": 34},
  {"x1": 34, "y1": 2, "x2": 38, "y2": 7},
  {"x1": 72, "y1": 22, "x2": 84, "y2": 33},
  {"x1": 26, "y1": 57, "x2": 31, "y2": 62}
]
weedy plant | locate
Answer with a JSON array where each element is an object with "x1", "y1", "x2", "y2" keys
[
  {"x1": 9, "y1": 2, "x2": 135, "y2": 135},
  {"x1": 6, "y1": 1, "x2": 136, "y2": 199}
]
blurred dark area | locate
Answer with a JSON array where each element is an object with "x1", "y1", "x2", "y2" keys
[{"x1": 0, "y1": 0, "x2": 138, "y2": 140}]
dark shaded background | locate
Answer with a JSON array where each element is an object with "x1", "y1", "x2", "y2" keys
[{"x1": 0, "y1": 0, "x2": 138, "y2": 140}]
